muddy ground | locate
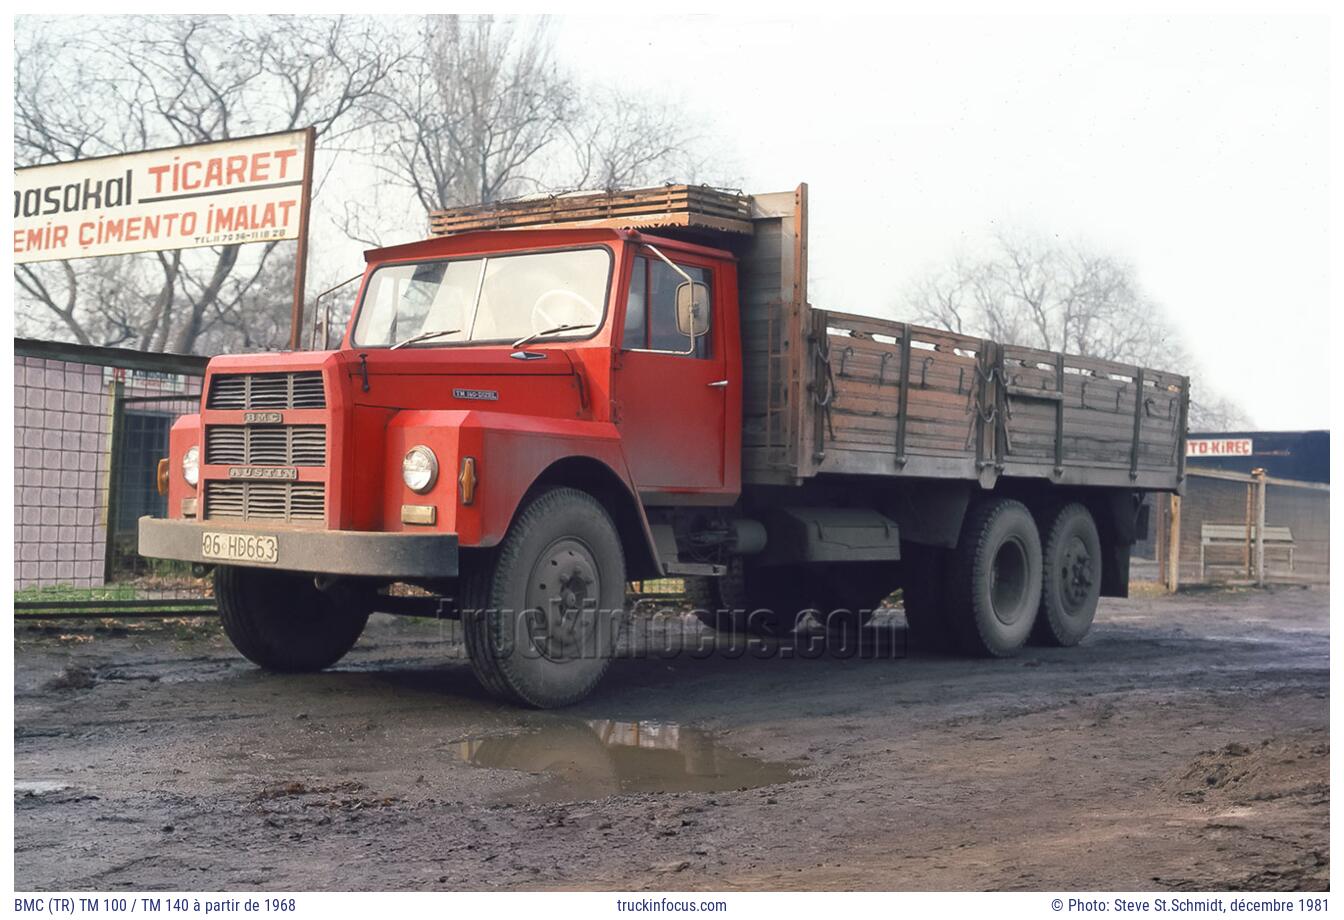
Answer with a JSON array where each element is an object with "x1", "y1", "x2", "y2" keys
[{"x1": 14, "y1": 585, "x2": 1329, "y2": 891}]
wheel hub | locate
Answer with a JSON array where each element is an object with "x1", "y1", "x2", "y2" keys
[
  {"x1": 525, "y1": 538, "x2": 601, "y2": 661},
  {"x1": 1059, "y1": 536, "x2": 1094, "y2": 609},
  {"x1": 990, "y1": 537, "x2": 1030, "y2": 626}
]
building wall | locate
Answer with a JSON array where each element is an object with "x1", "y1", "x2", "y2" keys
[{"x1": 14, "y1": 355, "x2": 113, "y2": 588}]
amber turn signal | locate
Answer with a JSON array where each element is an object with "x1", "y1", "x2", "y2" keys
[
  {"x1": 458, "y1": 456, "x2": 478, "y2": 505},
  {"x1": 156, "y1": 458, "x2": 170, "y2": 496}
]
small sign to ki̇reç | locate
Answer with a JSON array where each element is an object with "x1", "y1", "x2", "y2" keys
[
  {"x1": 1186, "y1": 437, "x2": 1254, "y2": 457},
  {"x1": 14, "y1": 130, "x2": 311, "y2": 264}
]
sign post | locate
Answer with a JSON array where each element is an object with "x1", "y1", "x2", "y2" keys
[{"x1": 288, "y1": 126, "x2": 317, "y2": 351}]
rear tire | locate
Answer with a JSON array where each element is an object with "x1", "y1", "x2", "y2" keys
[
  {"x1": 946, "y1": 498, "x2": 1042, "y2": 657},
  {"x1": 460, "y1": 487, "x2": 624, "y2": 708},
  {"x1": 215, "y1": 566, "x2": 371, "y2": 673},
  {"x1": 1032, "y1": 503, "x2": 1102, "y2": 647}
]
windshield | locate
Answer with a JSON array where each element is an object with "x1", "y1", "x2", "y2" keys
[{"x1": 351, "y1": 247, "x2": 612, "y2": 348}]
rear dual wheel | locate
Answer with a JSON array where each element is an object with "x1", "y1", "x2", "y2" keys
[
  {"x1": 1032, "y1": 503, "x2": 1102, "y2": 647},
  {"x1": 904, "y1": 499, "x2": 1102, "y2": 656},
  {"x1": 946, "y1": 498, "x2": 1043, "y2": 657}
]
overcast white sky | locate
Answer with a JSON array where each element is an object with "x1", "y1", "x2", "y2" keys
[{"x1": 545, "y1": 14, "x2": 1329, "y2": 430}]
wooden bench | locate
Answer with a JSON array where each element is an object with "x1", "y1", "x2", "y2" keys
[{"x1": 1200, "y1": 523, "x2": 1295, "y2": 579}]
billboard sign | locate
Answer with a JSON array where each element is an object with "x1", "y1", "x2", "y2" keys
[
  {"x1": 13, "y1": 130, "x2": 311, "y2": 264},
  {"x1": 1186, "y1": 438, "x2": 1254, "y2": 457}
]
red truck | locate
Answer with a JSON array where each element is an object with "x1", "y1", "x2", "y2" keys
[{"x1": 139, "y1": 184, "x2": 1190, "y2": 707}]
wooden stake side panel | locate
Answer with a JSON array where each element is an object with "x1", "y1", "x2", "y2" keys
[
  {"x1": 819, "y1": 316, "x2": 982, "y2": 461},
  {"x1": 794, "y1": 314, "x2": 1187, "y2": 488},
  {"x1": 1000, "y1": 344, "x2": 1185, "y2": 473}
]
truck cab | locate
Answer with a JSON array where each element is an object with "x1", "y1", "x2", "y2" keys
[{"x1": 141, "y1": 227, "x2": 746, "y2": 706}]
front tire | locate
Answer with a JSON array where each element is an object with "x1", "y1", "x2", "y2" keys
[
  {"x1": 946, "y1": 498, "x2": 1043, "y2": 657},
  {"x1": 215, "y1": 566, "x2": 371, "y2": 672},
  {"x1": 460, "y1": 488, "x2": 624, "y2": 708}
]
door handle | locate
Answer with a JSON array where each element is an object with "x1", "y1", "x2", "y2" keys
[{"x1": 707, "y1": 380, "x2": 728, "y2": 388}]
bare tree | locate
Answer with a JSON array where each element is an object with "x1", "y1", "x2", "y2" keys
[
  {"x1": 911, "y1": 231, "x2": 1184, "y2": 369},
  {"x1": 14, "y1": 15, "x2": 401, "y2": 354},
  {"x1": 366, "y1": 16, "x2": 574, "y2": 215},
  {"x1": 909, "y1": 231, "x2": 1252, "y2": 429},
  {"x1": 350, "y1": 14, "x2": 725, "y2": 247},
  {"x1": 566, "y1": 87, "x2": 712, "y2": 190},
  {"x1": 1187, "y1": 393, "x2": 1253, "y2": 432}
]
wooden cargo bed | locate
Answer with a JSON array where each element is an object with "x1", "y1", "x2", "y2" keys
[{"x1": 430, "y1": 184, "x2": 1189, "y2": 493}]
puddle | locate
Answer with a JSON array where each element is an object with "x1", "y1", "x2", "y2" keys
[
  {"x1": 453, "y1": 719, "x2": 799, "y2": 801},
  {"x1": 15, "y1": 780, "x2": 73, "y2": 796}
]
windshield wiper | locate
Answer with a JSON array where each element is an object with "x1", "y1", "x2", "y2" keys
[
  {"x1": 511, "y1": 323, "x2": 596, "y2": 349},
  {"x1": 389, "y1": 328, "x2": 461, "y2": 350}
]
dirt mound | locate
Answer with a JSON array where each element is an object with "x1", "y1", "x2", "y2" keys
[{"x1": 1166, "y1": 733, "x2": 1328, "y2": 805}]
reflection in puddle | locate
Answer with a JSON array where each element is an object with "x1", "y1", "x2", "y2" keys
[
  {"x1": 454, "y1": 720, "x2": 798, "y2": 800},
  {"x1": 15, "y1": 781, "x2": 73, "y2": 796}
]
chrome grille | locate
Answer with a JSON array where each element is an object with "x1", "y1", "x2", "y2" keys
[
  {"x1": 205, "y1": 481, "x2": 326, "y2": 523},
  {"x1": 205, "y1": 425, "x2": 326, "y2": 466},
  {"x1": 206, "y1": 372, "x2": 326, "y2": 410}
]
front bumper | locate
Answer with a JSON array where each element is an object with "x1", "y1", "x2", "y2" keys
[{"x1": 138, "y1": 517, "x2": 459, "y2": 578}]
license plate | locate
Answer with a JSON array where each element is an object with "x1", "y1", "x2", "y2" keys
[{"x1": 201, "y1": 531, "x2": 279, "y2": 565}]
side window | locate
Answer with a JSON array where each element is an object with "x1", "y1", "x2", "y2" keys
[
  {"x1": 622, "y1": 257, "x2": 648, "y2": 349},
  {"x1": 623, "y1": 254, "x2": 712, "y2": 358}
]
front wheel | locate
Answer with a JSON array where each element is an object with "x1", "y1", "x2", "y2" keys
[
  {"x1": 460, "y1": 487, "x2": 624, "y2": 708},
  {"x1": 215, "y1": 566, "x2": 371, "y2": 672}
]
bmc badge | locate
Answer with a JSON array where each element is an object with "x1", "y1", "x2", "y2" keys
[
  {"x1": 228, "y1": 466, "x2": 299, "y2": 481},
  {"x1": 453, "y1": 388, "x2": 499, "y2": 401},
  {"x1": 243, "y1": 411, "x2": 284, "y2": 424}
]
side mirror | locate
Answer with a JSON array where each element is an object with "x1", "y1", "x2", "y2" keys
[{"x1": 675, "y1": 281, "x2": 710, "y2": 338}]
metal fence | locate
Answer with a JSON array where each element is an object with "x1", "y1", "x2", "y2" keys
[
  {"x1": 1144, "y1": 467, "x2": 1329, "y2": 589},
  {"x1": 14, "y1": 338, "x2": 213, "y2": 617}
]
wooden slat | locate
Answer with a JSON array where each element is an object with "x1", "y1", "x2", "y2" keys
[{"x1": 429, "y1": 185, "x2": 755, "y2": 237}]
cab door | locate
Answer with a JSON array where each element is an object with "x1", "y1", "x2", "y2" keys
[{"x1": 613, "y1": 251, "x2": 729, "y2": 498}]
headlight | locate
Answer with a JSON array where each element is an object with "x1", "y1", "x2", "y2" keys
[
  {"x1": 402, "y1": 446, "x2": 439, "y2": 493},
  {"x1": 182, "y1": 445, "x2": 200, "y2": 487}
]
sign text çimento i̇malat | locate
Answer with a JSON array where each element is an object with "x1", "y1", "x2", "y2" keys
[{"x1": 13, "y1": 130, "x2": 311, "y2": 264}]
